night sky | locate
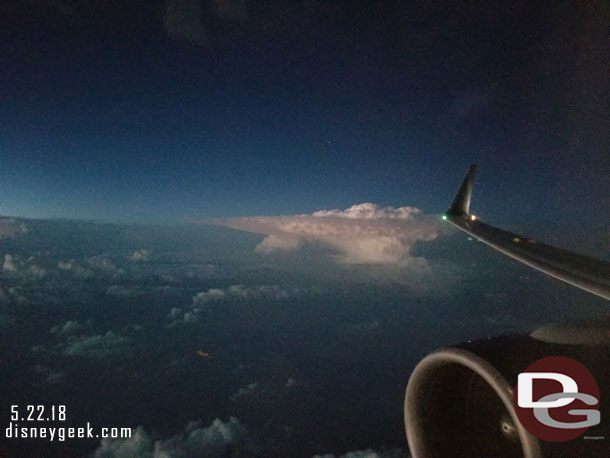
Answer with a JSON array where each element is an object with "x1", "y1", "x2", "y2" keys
[
  {"x1": 0, "y1": 3, "x2": 609, "y2": 458},
  {"x1": 1, "y1": 1, "x2": 607, "y2": 230}
]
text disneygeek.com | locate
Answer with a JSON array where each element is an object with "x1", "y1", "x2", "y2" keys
[
  {"x1": 4, "y1": 405, "x2": 131, "y2": 442},
  {"x1": 4, "y1": 423, "x2": 132, "y2": 442}
]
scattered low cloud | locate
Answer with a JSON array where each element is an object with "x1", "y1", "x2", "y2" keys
[
  {"x1": 32, "y1": 365, "x2": 67, "y2": 386},
  {"x1": 129, "y1": 249, "x2": 151, "y2": 262},
  {"x1": 55, "y1": 254, "x2": 123, "y2": 280},
  {"x1": 58, "y1": 259, "x2": 93, "y2": 278},
  {"x1": 50, "y1": 320, "x2": 84, "y2": 336},
  {"x1": 93, "y1": 417, "x2": 254, "y2": 458},
  {"x1": 193, "y1": 284, "x2": 291, "y2": 305},
  {"x1": 0, "y1": 217, "x2": 27, "y2": 238},
  {"x1": 56, "y1": 255, "x2": 120, "y2": 279},
  {"x1": 3, "y1": 254, "x2": 47, "y2": 278},
  {"x1": 84, "y1": 255, "x2": 119, "y2": 276},
  {"x1": 3, "y1": 254, "x2": 17, "y2": 272},
  {"x1": 313, "y1": 448, "x2": 404, "y2": 458},
  {"x1": 105, "y1": 285, "x2": 148, "y2": 298},
  {"x1": 63, "y1": 331, "x2": 134, "y2": 358},
  {"x1": 169, "y1": 284, "x2": 296, "y2": 326},
  {"x1": 285, "y1": 377, "x2": 299, "y2": 388},
  {"x1": 0, "y1": 251, "x2": 148, "y2": 308},
  {"x1": 215, "y1": 203, "x2": 439, "y2": 265},
  {"x1": 192, "y1": 288, "x2": 227, "y2": 306},
  {"x1": 106, "y1": 284, "x2": 183, "y2": 298},
  {"x1": 230, "y1": 382, "x2": 259, "y2": 402}
]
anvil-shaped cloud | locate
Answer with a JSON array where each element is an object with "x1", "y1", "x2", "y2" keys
[{"x1": 215, "y1": 203, "x2": 439, "y2": 265}]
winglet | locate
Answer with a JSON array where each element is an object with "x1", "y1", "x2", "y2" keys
[{"x1": 447, "y1": 164, "x2": 476, "y2": 216}]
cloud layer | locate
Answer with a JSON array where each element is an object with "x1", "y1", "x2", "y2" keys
[
  {"x1": 94, "y1": 417, "x2": 252, "y2": 458},
  {"x1": 63, "y1": 331, "x2": 134, "y2": 358},
  {"x1": 313, "y1": 449, "x2": 404, "y2": 458},
  {"x1": 0, "y1": 218, "x2": 27, "y2": 238},
  {"x1": 169, "y1": 284, "x2": 296, "y2": 326},
  {"x1": 215, "y1": 203, "x2": 438, "y2": 265}
]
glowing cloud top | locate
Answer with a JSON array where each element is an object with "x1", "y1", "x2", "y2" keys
[{"x1": 215, "y1": 203, "x2": 438, "y2": 265}]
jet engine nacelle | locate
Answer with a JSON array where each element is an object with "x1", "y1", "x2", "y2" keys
[{"x1": 404, "y1": 332, "x2": 610, "y2": 458}]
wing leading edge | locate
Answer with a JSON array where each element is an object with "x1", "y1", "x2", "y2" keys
[{"x1": 445, "y1": 165, "x2": 610, "y2": 301}]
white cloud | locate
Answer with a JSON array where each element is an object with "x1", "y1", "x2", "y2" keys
[
  {"x1": 106, "y1": 285, "x2": 184, "y2": 298},
  {"x1": 313, "y1": 448, "x2": 404, "y2": 458},
  {"x1": 32, "y1": 365, "x2": 66, "y2": 386},
  {"x1": 105, "y1": 285, "x2": 148, "y2": 298},
  {"x1": 285, "y1": 378, "x2": 299, "y2": 388},
  {"x1": 193, "y1": 285, "x2": 290, "y2": 305},
  {"x1": 50, "y1": 320, "x2": 83, "y2": 336},
  {"x1": 2, "y1": 254, "x2": 47, "y2": 278},
  {"x1": 6, "y1": 286, "x2": 28, "y2": 305},
  {"x1": 93, "y1": 417, "x2": 252, "y2": 458},
  {"x1": 84, "y1": 255, "x2": 118, "y2": 275},
  {"x1": 43, "y1": 371, "x2": 66, "y2": 385},
  {"x1": 3, "y1": 254, "x2": 17, "y2": 272},
  {"x1": 215, "y1": 203, "x2": 439, "y2": 265},
  {"x1": 255, "y1": 234, "x2": 301, "y2": 252},
  {"x1": 63, "y1": 331, "x2": 134, "y2": 358},
  {"x1": 58, "y1": 259, "x2": 93, "y2": 278},
  {"x1": 0, "y1": 218, "x2": 27, "y2": 238},
  {"x1": 169, "y1": 285, "x2": 295, "y2": 326},
  {"x1": 94, "y1": 426, "x2": 153, "y2": 458},
  {"x1": 192, "y1": 288, "x2": 226, "y2": 306},
  {"x1": 28, "y1": 264, "x2": 47, "y2": 279},
  {"x1": 312, "y1": 203, "x2": 421, "y2": 220},
  {"x1": 129, "y1": 249, "x2": 152, "y2": 262},
  {"x1": 230, "y1": 382, "x2": 259, "y2": 401}
]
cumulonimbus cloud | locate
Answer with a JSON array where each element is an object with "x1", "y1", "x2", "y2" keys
[{"x1": 214, "y1": 203, "x2": 439, "y2": 265}]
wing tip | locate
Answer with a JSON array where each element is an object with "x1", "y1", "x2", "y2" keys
[{"x1": 447, "y1": 164, "x2": 476, "y2": 217}]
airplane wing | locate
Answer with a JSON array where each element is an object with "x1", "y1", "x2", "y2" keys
[{"x1": 445, "y1": 165, "x2": 610, "y2": 301}]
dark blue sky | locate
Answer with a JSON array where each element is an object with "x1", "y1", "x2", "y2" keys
[{"x1": 1, "y1": 1, "x2": 607, "y2": 229}]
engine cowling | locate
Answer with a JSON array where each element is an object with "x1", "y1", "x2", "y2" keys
[{"x1": 404, "y1": 333, "x2": 610, "y2": 458}]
